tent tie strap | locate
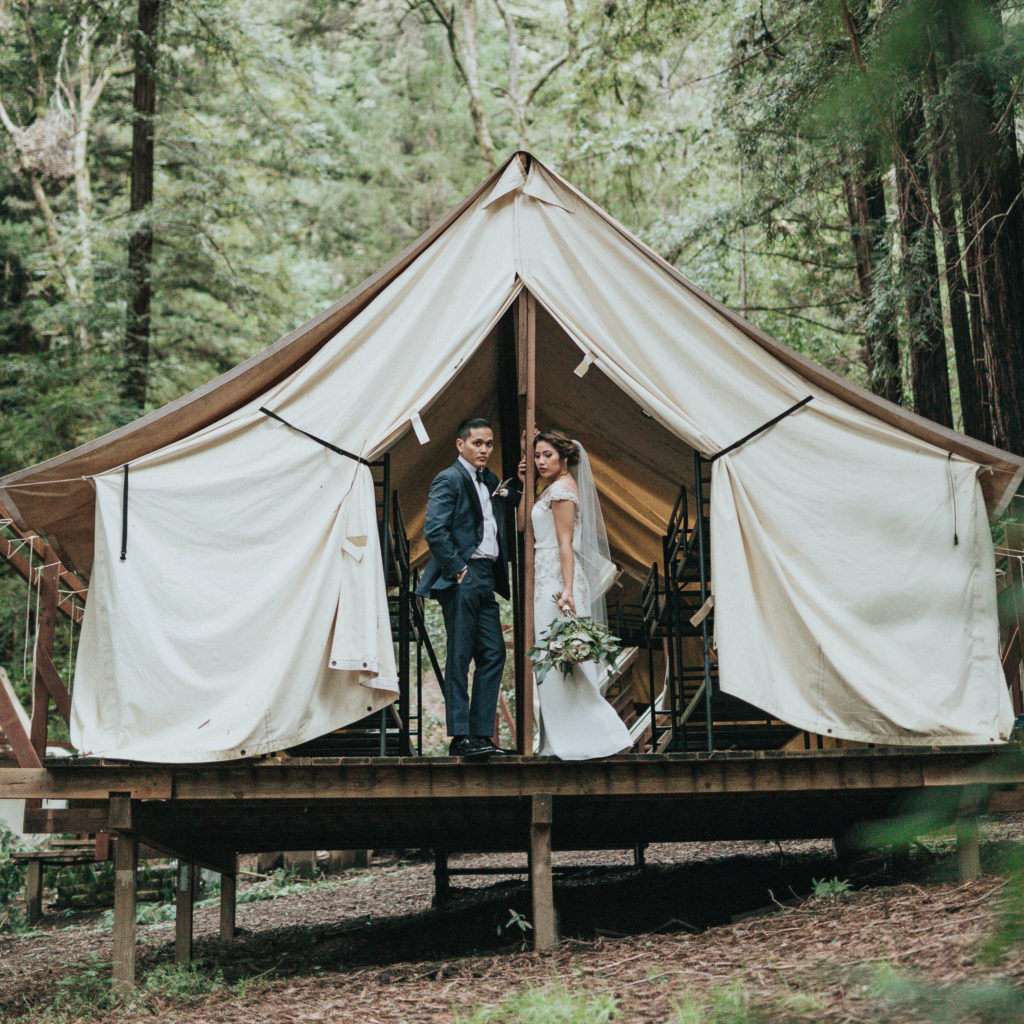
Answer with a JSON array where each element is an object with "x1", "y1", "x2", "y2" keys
[
  {"x1": 709, "y1": 395, "x2": 813, "y2": 463},
  {"x1": 258, "y1": 407, "x2": 371, "y2": 466},
  {"x1": 119, "y1": 464, "x2": 129, "y2": 561}
]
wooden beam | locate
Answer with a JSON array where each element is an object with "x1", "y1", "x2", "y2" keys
[
  {"x1": 22, "y1": 805, "x2": 108, "y2": 834},
  {"x1": 530, "y1": 793, "x2": 556, "y2": 949},
  {"x1": 497, "y1": 305, "x2": 525, "y2": 751},
  {"x1": 0, "y1": 770, "x2": 172, "y2": 800},
  {"x1": 36, "y1": 649, "x2": 71, "y2": 724},
  {"x1": 29, "y1": 550, "x2": 59, "y2": 760},
  {"x1": 219, "y1": 857, "x2": 237, "y2": 945},
  {"x1": 109, "y1": 793, "x2": 133, "y2": 832},
  {"x1": 0, "y1": 667, "x2": 41, "y2": 769},
  {"x1": 25, "y1": 858, "x2": 43, "y2": 925},
  {"x1": 2, "y1": 748, "x2": 1023, "y2": 802},
  {"x1": 516, "y1": 289, "x2": 537, "y2": 754},
  {"x1": 175, "y1": 860, "x2": 195, "y2": 964},
  {"x1": 112, "y1": 832, "x2": 138, "y2": 991}
]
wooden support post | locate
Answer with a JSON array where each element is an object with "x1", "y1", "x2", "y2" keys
[
  {"x1": 957, "y1": 785, "x2": 984, "y2": 882},
  {"x1": 327, "y1": 849, "x2": 371, "y2": 872},
  {"x1": 220, "y1": 859, "x2": 237, "y2": 945},
  {"x1": 957, "y1": 817, "x2": 981, "y2": 881},
  {"x1": 530, "y1": 793, "x2": 557, "y2": 950},
  {"x1": 497, "y1": 306, "x2": 525, "y2": 748},
  {"x1": 28, "y1": 547, "x2": 60, "y2": 770},
  {"x1": 1005, "y1": 523, "x2": 1024, "y2": 715},
  {"x1": 25, "y1": 858, "x2": 43, "y2": 925},
  {"x1": 433, "y1": 848, "x2": 450, "y2": 907},
  {"x1": 891, "y1": 840, "x2": 910, "y2": 874},
  {"x1": 112, "y1": 826, "x2": 138, "y2": 992},
  {"x1": 175, "y1": 860, "x2": 195, "y2": 964},
  {"x1": 516, "y1": 289, "x2": 537, "y2": 754},
  {"x1": 633, "y1": 843, "x2": 646, "y2": 871},
  {"x1": 285, "y1": 850, "x2": 316, "y2": 878}
]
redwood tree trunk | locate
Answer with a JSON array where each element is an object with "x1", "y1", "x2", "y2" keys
[
  {"x1": 926, "y1": 54, "x2": 986, "y2": 441},
  {"x1": 123, "y1": 0, "x2": 160, "y2": 410},
  {"x1": 949, "y1": 0, "x2": 1024, "y2": 456},
  {"x1": 841, "y1": 166, "x2": 903, "y2": 404},
  {"x1": 895, "y1": 96, "x2": 953, "y2": 428}
]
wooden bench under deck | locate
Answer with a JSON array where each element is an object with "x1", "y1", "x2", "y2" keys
[{"x1": 11, "y1": 835, "x2": 108, "y2": 925}]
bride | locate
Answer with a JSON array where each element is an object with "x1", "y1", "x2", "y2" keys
[{"x1": 518, "y1": 430, "x2": 631, "y2": 760}]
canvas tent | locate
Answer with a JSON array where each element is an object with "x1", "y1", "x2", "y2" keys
[{"x1": 2, "y1": 153, "x2": 1021, "y2": 763}]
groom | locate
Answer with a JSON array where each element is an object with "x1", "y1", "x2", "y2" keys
[{"x1": 416, "y1": 418, "x2": 519, "y2": 760}]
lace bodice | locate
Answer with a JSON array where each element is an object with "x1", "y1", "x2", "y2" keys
[{"x1": 532, "y1": 480, "x2": 588, "y2": 602}]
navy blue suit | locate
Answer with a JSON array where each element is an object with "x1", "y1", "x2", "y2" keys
[{"x1": 416, "y1": 461, "x2": 518, "y2": 737}]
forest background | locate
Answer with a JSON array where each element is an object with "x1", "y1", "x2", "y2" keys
[{"x1": 3, "y1": 0, "x2": 1024, "y2": 705}]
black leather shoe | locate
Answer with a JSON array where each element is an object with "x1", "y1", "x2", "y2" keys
[
  {"x1": 474, "y1": 737, "x2": 515, "y2": 756},
  {"x1": 449, "y1": 735, "x2": 492, "y2": 760}
]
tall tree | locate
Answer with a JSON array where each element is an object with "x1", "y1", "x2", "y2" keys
[
  {"x1": 842, "y1": 162, "x2": 903, "y2": 404},
  {"x1": 924, "y1": 50, "x2": 987, "y2": 439},
  {"x1": 123, "y1": 0, "x2": 160, "y2": 410},
  {"x1": 894, "y1": 93, "x2": 953, "y2": 427},
  {"x1": 945, "y1": 0, "x2": 1024, "y2": 455}
]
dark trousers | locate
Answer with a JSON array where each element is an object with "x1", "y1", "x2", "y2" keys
[{"x1": 435, "y1": 560, "x2": 505, "y2": 737}]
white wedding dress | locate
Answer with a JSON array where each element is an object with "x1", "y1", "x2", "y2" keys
[{"x1": 532, "y1": 480, "x2": 631, "y2": 759}]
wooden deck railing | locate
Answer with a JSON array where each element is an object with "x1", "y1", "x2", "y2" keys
[{"x1": 1, "y1": 501, "x2": 84, "y2": 768}]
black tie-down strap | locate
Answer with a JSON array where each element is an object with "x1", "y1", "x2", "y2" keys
[
  {"x1": 120, "y1": 464, "x2": 129, "y2": 561},
  {"x1": 259, "y1": 407, "x2": 371, "y2": 465},
  {"x1": 709, "y1": 395, "x2": 813, "y2": 463}
]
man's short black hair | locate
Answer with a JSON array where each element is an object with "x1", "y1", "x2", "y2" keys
[{"x1": 457, "y1": 417, "x2": 492, "y2": 440}]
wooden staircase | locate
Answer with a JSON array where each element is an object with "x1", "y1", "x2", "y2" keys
[{"x1": 636, "y1": 453, "x2": 798, "y2": 753}]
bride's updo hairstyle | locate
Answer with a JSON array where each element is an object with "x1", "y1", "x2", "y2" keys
[{"x1": 534, "y1": 429, "x2": 579, "y2": 469}]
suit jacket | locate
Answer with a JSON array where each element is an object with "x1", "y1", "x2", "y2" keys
[{"x1": 415, "y1": 460, "x2": 520, "y2": 599}]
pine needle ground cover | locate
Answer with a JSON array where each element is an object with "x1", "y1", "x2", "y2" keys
[{"x1": 0, "y1": 819, "x2": 1021, "y2": 1024}]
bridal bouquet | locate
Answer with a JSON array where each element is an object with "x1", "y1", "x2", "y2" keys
[{"x1": 527, "y1": 597, "x2": 622, "y2": 684}]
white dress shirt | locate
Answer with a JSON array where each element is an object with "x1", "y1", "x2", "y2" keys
[{"x1": 459, "y1": 456, "x2": 500, "y2": 559}]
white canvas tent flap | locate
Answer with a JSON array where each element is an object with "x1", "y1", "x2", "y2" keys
[{"x1": 10, "y1": 154, "x2": 1018, "y2": 762}]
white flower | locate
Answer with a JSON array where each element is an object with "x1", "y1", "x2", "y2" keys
[{"x1": 549, "y1": 641, "x2": 565, "y2": 652}]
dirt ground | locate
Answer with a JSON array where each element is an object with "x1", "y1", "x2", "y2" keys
[{"x1": 1, "y1": 817, "x2": 1022, "y2": 1023}]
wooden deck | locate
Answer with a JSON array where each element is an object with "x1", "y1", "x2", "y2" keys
[
  {"x1": 5, "y1": 747, "x2": 1024, "y2": 854},
  {"x1": 2, "y1": 745, "x2": 1022, "y2": 987}
]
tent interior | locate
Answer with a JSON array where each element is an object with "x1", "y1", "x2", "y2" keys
[{"x1": 386, "y1": 298, "x2": 694, "y2": 605}]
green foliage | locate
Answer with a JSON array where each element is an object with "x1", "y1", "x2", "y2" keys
[
  {"x1": 0, "y1": 822, "x2": 27, "y2": 931},
  {"x1": 859, "y1": 960, "x2": 1024, "y2": 1024},
  {"x1": 979, "y1": 841, "x2": 1024, "y2": 963},
  {"x1": 457, "y1": 980, "x2": 619, "y2": 1024},
  {"x1": 31, "y1": 956, "x2": 243, "y2": 1022},
  {"x1": 810, "y1": 875, "x2": 853, "y2": 901},
  {"x1": 51, "y1": 955, "x2": 125, "y2": 1016},
  {"x1": 672, "y1": 980, "x2": 824, "y2": 1024},
  {"x1": 500, "y1": 907, "x2": 533, "y2": 950}
]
